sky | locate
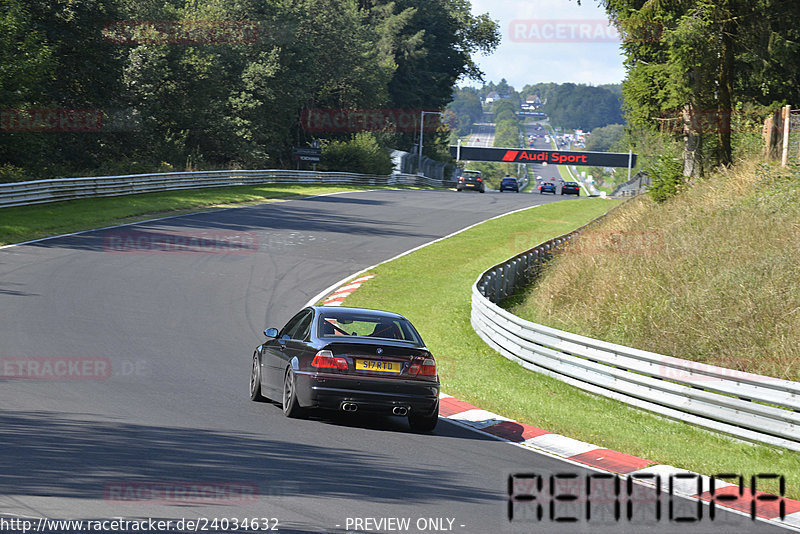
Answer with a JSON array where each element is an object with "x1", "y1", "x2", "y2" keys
[{"x1": 466, "y1": 0, "x2": 626, "y2": 90}]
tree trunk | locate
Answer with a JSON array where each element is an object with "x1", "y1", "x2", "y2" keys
[
  {"x1": 717, "y1": 13, "x2": 734, "y2": 167},
  {"x1": 683, "y1": 103, "x2": 702, "y2": 177}
]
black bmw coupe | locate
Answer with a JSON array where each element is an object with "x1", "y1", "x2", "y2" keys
[{"x1": 250, "y1": 306, "x2": 440, "y2": 431}]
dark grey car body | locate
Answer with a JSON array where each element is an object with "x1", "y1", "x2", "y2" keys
[
  {"x1": 250, "y1": 306, "x2": 440, "y2": 431},
  {"x1": 456, "y1": 170, "x2": 485, "y2": 193}
]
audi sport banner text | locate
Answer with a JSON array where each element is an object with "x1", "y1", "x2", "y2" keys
[{"x1": 451, "y1": 146, "x2": 637, "y2": 168}]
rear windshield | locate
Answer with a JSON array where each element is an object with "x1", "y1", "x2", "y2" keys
[
  {"x1": 318, "y1": 311, "x2": 422, "y2": 343},
  {"x1": 460, "y1": 171, "x2": 481, "y2": 179}
]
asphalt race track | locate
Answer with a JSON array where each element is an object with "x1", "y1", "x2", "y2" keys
[{"x1": 0, "y1": 189, "x2": 787, "y2": 534}]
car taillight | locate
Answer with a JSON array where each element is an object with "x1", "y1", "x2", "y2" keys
[
  {"x1": 312, "y1": 350, "x2": 348, "y2": 370},
  {"x1": 458, "y1": 176, "x2": 465, "y2": 181},
  {"x1": 420, "y1": 358, "x2": 436, "y2": 377},
  {"x1": 476, "y1": 178, "x2": 482, "y2": 182}
]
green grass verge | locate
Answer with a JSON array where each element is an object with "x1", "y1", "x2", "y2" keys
[
  {"x1": 339, "y1": 197, "x2": 798, "y2": 500},
  {"x1": 0, "y1": 183, "x2": 403, "y2": 246}
]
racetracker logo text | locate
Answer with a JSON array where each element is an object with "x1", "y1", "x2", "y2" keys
[
  {"x1": 509, "y1": 19, "x2": 662, "y2": 43},
  {"x1": 300, "y1": 109, "x2": 441, "y2": 133},
  {"x1": 1, "y1": 357, "x2": 112, "y2": 380},
  {"x1": 0, "y1": 109, "x2": 103, "y2": 133},
  {"x1": 104, "y1": 231, "x2": 259, "y2": 254},
  {"x1": 104, "y1": 482, "x2": 258, "y2": 504}
]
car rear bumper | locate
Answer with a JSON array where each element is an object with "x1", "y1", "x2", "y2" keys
[
  {"x1": 458, "y1": 183, "x2": 483, "y2": 191},
  {"x1": 295, "y1": 371, "x2": 440, "y2": 415}
]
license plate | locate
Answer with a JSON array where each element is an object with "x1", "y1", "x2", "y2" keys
[{"x1": 355, "y1": 359, "x2": 402, "y2": 373}]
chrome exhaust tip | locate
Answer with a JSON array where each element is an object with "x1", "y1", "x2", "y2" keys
[
  {"x1": 392, "y1": 406, "x2": 408, "y2": 416},
  {"x1": 341, "y1": 402, "x2": 358, "y2": 412}
]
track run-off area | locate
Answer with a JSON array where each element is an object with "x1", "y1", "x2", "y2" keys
[{"x1": 0, "y1": 189, "x2": 789, "y2": 534}]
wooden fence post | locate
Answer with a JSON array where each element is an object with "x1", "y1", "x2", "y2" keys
[{"x1": 781, "y1": 104, "x2": 791, "y2": 167}]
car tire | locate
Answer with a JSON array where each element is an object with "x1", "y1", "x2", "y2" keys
[
  {"x1": 282, "y1": 368, "x2": 304, "y2": 418},
  {"x1": 250, "y1": 353, "x2": 267, "y2": 402},
  {"x1": 480, "y1": 188, "x2": 485, "y2": 193},
  {"x1": 408, "y1": 403, "x2": 438, "y2": 432}
]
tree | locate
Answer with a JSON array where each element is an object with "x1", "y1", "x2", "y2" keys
[
  {"x1": 1, "y1": 0, "x2": 499, "y2": 179},
  {"x1": 542, "y1": 84, "x2": 623, "y2": 130},
  {"x1": 0, "y1": 0, "x2": 126, "y2": 177},
  {"x1": 599, "y1": 0, "x2": 800, "y2": 176},
  {"x1": 370, "y1": 0, "x2": 500, "y2": 111},
  {"x1": 446, "y1": 86, "x2": 482, "y2": 135},
  {"x1": 585, "y1": 124, "x2": 625, "y2": 152}
]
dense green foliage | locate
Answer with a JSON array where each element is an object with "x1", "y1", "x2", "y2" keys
[
  {"x1": 520, "y1": 83, "x2": 559, "y2": 104},
  {"x1": 491, "y1": 100, "x2": 523, "y2": 147},
  {"x1": 541, "y1": 83, "x2": 623, "y2": 131},
  {"x1": 585, "y1": 124, "x2": 625, "y2": 152},
  {"x1": 445, "y1": 86, "x2": 483, "y2": 137},
  {"x1": 320, "y1": 132, "x2": 393, "y2": 175},
  {"x1": 0, "y1": 0, "x2": 498, "y2": 180},
  {"x1": 644, "y1": 151, "x2": 685, "y2": 202},
  {"x1": 599, "y1": 0, "x2": 800, "y2": 176}
]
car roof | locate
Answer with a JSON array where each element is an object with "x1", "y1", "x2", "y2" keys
[{"x1": 313, "y1": 305, "x2": 408, "y2": 321}]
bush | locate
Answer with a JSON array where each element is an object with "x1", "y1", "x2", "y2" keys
[
  {"x1": 585, "y1": 124, "x2": 624, "y2": 152},
  {"x1": 645, "y1": 153, "x2": 685, "y2": 202},
  {"x1": 320, "y1": 132, "x2": 393, "y2": 175},
  {"x1": 0, "y1": 163, "x2": 27, "y2": 183}
]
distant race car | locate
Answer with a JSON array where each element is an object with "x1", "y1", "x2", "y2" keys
[
  {"x1": 456, "y1": 170, "x2": 485, "y2": 193},
  {"x1": 499, "y1": 176, "x2": 519, "y2": 193},
  {"x1": 539, "y1": 182, "x2": 556, "y2": 194},
  {"x1": 561, "y1": 182, "x2": 580, "y2": 196}
]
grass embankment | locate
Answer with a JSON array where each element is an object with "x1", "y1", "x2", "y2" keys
[
  {"x1": 510, "y1": 158, "x2": 800, "y2": 382},
  {"x1": 0, "y1": 183, "x2": 397, "y2": 246},
  {"x1": 341, "y1": 194, "x2": 798, "y2": 500}
]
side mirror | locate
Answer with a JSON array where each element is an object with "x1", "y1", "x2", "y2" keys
[{"x1": 264, "y1": 328, "x2": 279, "y2": 338}]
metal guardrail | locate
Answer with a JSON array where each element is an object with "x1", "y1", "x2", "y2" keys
[
  {"x1": 0, "y1": 170, "x2": 456, "y2": 208},
  {"x1": 611, "y1": 171, "x2": 651, "y2": 197},
  {"x1": 471, "y1": 219, "x2": 800, "y2": 451}
]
